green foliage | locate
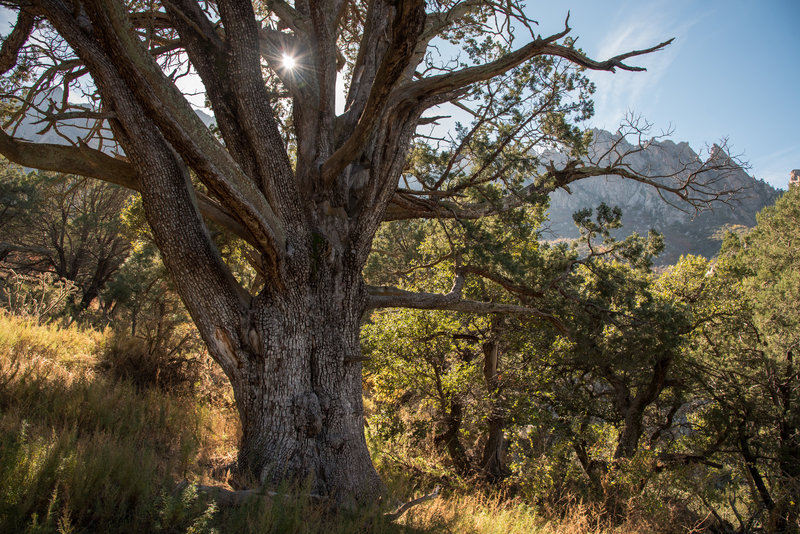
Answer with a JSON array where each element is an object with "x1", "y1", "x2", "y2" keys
[
  {"x1": 0, "y1": 159, "x2": 131, "y2": 319},
  {"x1": 363, "y1": 193, "x2": 700, "y2": 521},
  {"x1": 651, "y1": 188, "x2": 800, "y2": 530},
  {"x1": 0, "y1": 160, "x2": 37, "y2": 233}
]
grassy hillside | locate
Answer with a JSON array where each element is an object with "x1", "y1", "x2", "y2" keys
[{"x1": 0, "y1": 312, "x2": 668, "y2": 533}]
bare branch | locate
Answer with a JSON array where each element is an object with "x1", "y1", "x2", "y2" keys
[
  {"x1": 384, "y1": 129, "x2": 742, "y2": 223},
  {"x1": 541, "y1": 38, "x2": 675, "y2": 73},
  {"x1": 0, "y1": 128, "x2": 138, "y2": 189},
  {"x1": 400, "y1": 22, "x2": 671, "y2": 103},
  {"x1": 385, "y1": 486, "x2": 440, "y2": 521},
  {"x1": 369, "y1": 267, "x2": 466, "y2": 308}
]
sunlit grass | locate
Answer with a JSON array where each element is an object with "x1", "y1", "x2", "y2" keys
[
  {"x1": 0, "y1": 312, "x2": 235, "y2": 532},
  {"x1": 0, "y1": 312, "x2": 665, "y2": 533}
]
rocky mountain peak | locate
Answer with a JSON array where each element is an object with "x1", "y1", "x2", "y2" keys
[
  {"x1": 790, "y1": 169, "x2": 800, "y2": 188},
  {"x1": 545, "y1": 130, "x2": 780, "y2": 265}
]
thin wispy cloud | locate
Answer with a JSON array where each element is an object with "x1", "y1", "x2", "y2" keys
[
  {"x1": 587, "y1": 1, "x2": 711, "y2": 132},
  {"x1": 749, "y1": 145, "x2": 799, "y2": 188}
]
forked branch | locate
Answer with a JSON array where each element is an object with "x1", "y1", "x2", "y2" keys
[{"x1": 322, "y1": 0, "x2": 427, "y2": 185}]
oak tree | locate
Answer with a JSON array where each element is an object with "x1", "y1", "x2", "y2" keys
[{"x1": 0, "y1": 0, "x2": 729, "y2": 502}]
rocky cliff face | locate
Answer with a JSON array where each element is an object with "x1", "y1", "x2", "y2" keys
[{"x1": 544, "y1": 130, "x2": 781, "y2": 265}]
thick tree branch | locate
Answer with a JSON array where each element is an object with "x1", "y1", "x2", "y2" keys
[
  {"x1": 0, "y1": 128, "x2": 137, "y2": 189},
  {"x1": 0, "y1": 9, "x2": 35, "y2": 75},
  {"x1": 217, "y1": 0, "x2": 305, "y2": 234},
  {"x1": 337, "y1": 0, "x2": 393, "y2": 139},
  {"x1": 0, "y1": 129, "x2": 258, "y2": 247},
  {"x1": 322, "y1": 0, "x2": 426, "y2": 186},
  {"x1": 70, "y1": 0, "x2": 287, "y2": 260},
  {"x1": 266, "y1": 0, "x2": 310, "y2": 35},
  {"x1": 164, "y1": 0, "x2": 264, "y2": 185}
]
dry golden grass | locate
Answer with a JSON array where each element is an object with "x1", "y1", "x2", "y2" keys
[{"x1": 0, "y1": 312, "x2": 669, "y2": 533}]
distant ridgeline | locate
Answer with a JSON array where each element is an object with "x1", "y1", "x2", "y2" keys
[{"x1": 544, "y1": 130, "x2": 781, "y2": 266}]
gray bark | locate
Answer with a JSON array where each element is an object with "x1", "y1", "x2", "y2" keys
[{"x1": 230, "y1": 283, "x2": 383, "y2": 500}]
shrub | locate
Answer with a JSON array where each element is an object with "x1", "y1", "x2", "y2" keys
[{"x1": 0, "y1": 270, "x2": 78, "y2": 324}]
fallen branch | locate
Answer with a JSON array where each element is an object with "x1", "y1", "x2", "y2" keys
[{"x1": 385, "y1": 486, "x2": 441, "y2": 521}]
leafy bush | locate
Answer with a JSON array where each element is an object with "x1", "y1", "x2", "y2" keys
[{"x1": 98, "y1": 332, "x2": 206, "y2": 395}]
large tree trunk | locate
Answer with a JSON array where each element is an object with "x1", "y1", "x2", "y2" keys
[
  {"x1": 202, "y1": 258, "x2": 385, "y2": 503},
  {"x1": 231, "y1": 295, "x2": 382, "y2": 501},
  {"x1": 614, "y1": 408, "x2": 646, "y2": 460}
]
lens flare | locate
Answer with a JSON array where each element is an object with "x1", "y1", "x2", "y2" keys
[{"x1": 282, "y1": 54, "x2": 296, "y2": 70}]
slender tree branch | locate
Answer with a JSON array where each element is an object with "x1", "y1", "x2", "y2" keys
[
  {"x1": 366, "y1": 274, "x2": 566, "y2": 333},
  {"x1": 461, "y1": 265, "x2": 545, "y2": 299},
  {"x1": 385, "y1": 486, "x2": 441, "y2": 521},
  {"x1": 540, "y1": 38, "x2": 675, "y2": 73},
  {"x1": 400, "y1": 17, "x2": 671, "y2": 103}
]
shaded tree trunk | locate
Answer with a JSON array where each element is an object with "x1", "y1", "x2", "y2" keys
[
  {"x1": 613, "y1": 357, "x2": 672, "y2": 460},
  {"x1": 739, "y1": 427, "x2": 779, "y2": 529},
  {"x1": 775, "y1": 348, "x2": 799, "y2": 531},
  {"x1": 434, "y1": 400, "x2": 470, "y2": 475},
  {"x1": 227, "y1": 282, "x2": 383, "y2": 500},
  {"x1": 481, "y1": 338, "x2": 507, "y2": 481}
]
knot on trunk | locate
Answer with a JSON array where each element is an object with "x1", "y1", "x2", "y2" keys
[{"x1": 293, "y1": 391, "x2": 323, "y2": 437}]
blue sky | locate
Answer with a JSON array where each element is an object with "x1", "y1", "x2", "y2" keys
[
  {"x1": 528, "y1": 0, "x2": 799, "y2": 189},
  {"x1": 2, "y1": 2, "x2": 797, "y2": 188}
]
